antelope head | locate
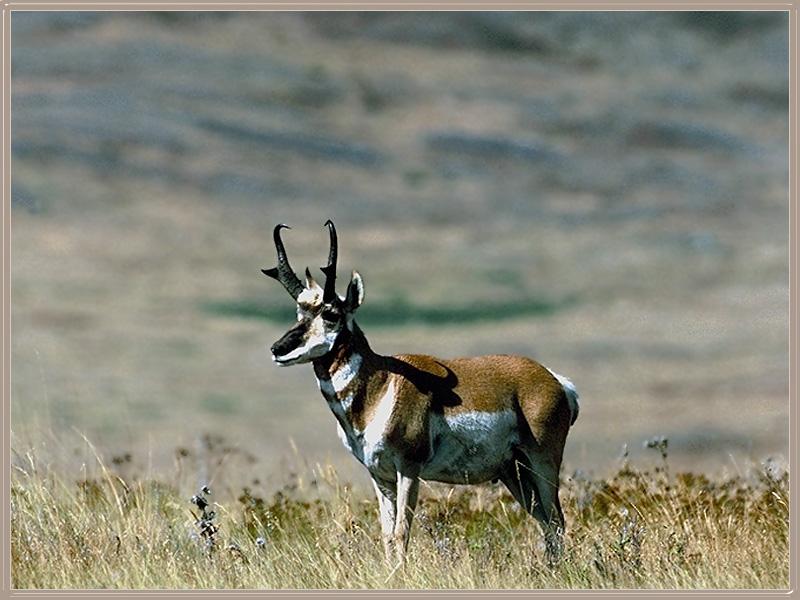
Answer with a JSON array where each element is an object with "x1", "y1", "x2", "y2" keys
[{"x1": 263, "y1": 220, "x2": 364, "y2": 366}]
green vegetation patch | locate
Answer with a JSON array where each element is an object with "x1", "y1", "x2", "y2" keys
[
  {"x1": 202, "y1": 294, "x2": 578, "y2": 328},
  {"x1": 200, "y1": 394, "x2": 238, "y2": 416}
]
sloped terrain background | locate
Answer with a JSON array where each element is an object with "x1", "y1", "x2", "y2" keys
[{"x1": 10, "y1": 12, "x2": 790, "y2": 488}]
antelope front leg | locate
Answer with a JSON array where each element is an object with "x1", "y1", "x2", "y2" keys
[
  {"x1": 371, "y1": 477, "x2": 397, "y2": 562},
  {"x1": 393, "y1": 470, "x2": 420, "y2": 565}
]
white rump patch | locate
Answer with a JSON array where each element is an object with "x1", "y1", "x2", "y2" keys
[{"x1": 545, "y1": 367, "x2": 580, "y2": 425}]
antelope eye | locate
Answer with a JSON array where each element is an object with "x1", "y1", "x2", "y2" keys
[{"x1": 321, "y1": 309, "x2": 339, "y2": 323}]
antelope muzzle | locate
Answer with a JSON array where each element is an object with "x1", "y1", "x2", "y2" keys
[{"x1": 270, "y1": 324, "x2": 307, "y2": 364}]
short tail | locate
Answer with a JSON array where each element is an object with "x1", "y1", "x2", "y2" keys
[{"x1": 545, "y1": 368, "x2": 580, "y2": 426}]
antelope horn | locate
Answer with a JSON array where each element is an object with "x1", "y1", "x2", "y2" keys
[
  {"x1": 320, "y1": 219, "x2": 338, "y2": 303},
  {"x1": 261, "y1": 224, "x2": 304, "y2": 299}
]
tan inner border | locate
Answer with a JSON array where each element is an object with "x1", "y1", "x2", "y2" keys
[{"x1": 0, "y1": 2, "x2": 797, "y2": 598}]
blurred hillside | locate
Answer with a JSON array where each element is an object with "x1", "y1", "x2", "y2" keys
[{"x1": 10, "y1": 12, "x2": 790, "y2": 489}]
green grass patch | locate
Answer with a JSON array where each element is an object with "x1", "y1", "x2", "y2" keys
[
  {"x1": 202, "y1": 295, "x2": 578, "y2": 328},
  {"x1": 200, "y1": 394, "x2": 238, "y2": 416}
]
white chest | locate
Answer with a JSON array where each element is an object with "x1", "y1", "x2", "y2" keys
[{"x1": 323, "y1": 378, "x2": 397, "y2": 477}]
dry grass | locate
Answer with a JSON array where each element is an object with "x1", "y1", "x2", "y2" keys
[{"x1": 10, "y1": 437, "x2": 789, "y2": 590}]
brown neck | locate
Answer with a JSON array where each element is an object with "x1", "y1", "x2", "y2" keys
[
  {"x1": 312, "y1": 322, "x2": 385, "y2": 432},
  {"x1": 312, "y1": 321, "x2": 380, "y2": 381}
]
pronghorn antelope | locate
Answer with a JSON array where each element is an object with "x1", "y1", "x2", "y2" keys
[{"x1": 263, "y1": 221, "x2": 580, "y2": 564}]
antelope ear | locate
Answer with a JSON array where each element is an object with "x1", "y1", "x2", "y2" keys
[
  {"x1": 305, "y1": 267, "x2": 322, "y2": 292},
  {"x1": 344, "y1": 271, "x2": 365, "y2": 311}
]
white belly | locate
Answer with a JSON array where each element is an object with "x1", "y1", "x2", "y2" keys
[{"x1": 420, "y1": 409, "x2": 520, "y2": 484}]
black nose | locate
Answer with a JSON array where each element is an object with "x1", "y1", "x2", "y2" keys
[{"x1": 271, "y1": 324, "x2": 305, "y2": 356}]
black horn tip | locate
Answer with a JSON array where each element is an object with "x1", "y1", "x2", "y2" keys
[
  {"x1": 324, "y1": 219, "x2": 334, "y2": 228},
  {"x1": 273, "y1": 223, "x2": 291, "y2": 239},
  {"x1": 261, "y1": 267, "x2": 279, "y2": 279}
]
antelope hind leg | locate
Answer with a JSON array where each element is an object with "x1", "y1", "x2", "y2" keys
[
  {"x1": 525, "y1": 451, "x2": 566, "y2": 563},
  {"x1": 500, "y1": 449, "x2": 565, "y2": 565}
]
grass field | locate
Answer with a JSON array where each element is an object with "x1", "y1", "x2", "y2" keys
[
  {"x1": 10, "y1": 436, "x2": 789, "y2": 589},
  {"x1": 9, "y1": 12, "x2": 790, "y2": 589}
]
